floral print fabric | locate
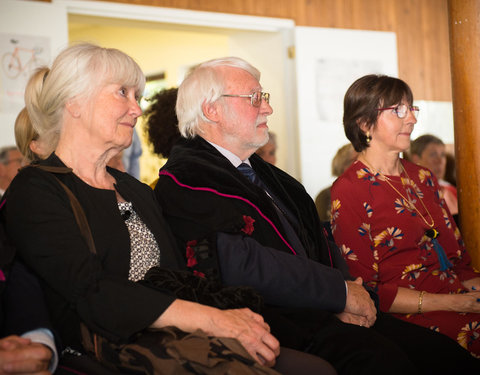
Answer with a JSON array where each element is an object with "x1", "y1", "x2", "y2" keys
[{"x1": 331, "y1": 159, "x2": 480, "y2": 356}]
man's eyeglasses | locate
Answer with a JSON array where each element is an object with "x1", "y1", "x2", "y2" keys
[
  {"x1": 377, "y1": 104, "x2": 420, "y2": 119},
  {"x1": 222, "y1": 91, "x2": 270, "y2": 107}
]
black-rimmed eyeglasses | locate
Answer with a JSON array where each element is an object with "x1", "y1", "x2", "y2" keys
[{"x1": 222, "y1": 91, "x2": 270, "y2": 107}]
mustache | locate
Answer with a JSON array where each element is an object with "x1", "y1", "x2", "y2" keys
[{"x1": 256, "y1": 118, "x2": 268, "y2": 126}]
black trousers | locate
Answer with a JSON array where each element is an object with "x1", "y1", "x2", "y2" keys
[{"x1": 264, "y1": 308, "x2": 480, "y2": 375}]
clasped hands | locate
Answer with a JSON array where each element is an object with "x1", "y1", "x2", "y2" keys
[{"x1": 336, "y1": 277, "x2": 377, "y2": 328}]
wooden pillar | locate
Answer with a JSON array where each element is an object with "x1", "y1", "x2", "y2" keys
[{"x1": 447, "y1": 0, "x2": 480, "y2": 269}]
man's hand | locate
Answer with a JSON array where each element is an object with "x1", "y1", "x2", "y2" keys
[
  {"x1": 344, "y1": 277, "x2": 377, "y2": 327},
  {"x1": 0, "y1": 335, "x2": 52, "y2": 374},
  {"x1": 336, "y1": 311, "x2": 373, "y2": 327}
]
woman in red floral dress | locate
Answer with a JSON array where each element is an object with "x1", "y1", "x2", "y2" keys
[{"x1": 331, "y1": 74, "x2": 480, "y2": 357}]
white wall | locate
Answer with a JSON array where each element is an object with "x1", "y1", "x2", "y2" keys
[
  {"x1": 228, "y1": 31, "x2": 291, "y2": 174},
  {"x1": 0, "y1": 0, "x2": 68, "y2": 147},
  {"x1": 295, "y1": 27, "x2": 398, "y2": 198}
]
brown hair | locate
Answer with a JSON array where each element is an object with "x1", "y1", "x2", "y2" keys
[
  {"x1": 409, "y1": 134, "x2": 444, "y2": 158},
  {"x1": 343, "y1": 74, "x2": 414, "y2": 152}
]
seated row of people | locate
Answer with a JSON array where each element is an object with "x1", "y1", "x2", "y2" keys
[{"x1": 0, "y1": 43, "x2": 478, "y2": 374}]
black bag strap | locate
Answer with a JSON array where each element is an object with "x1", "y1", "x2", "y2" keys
[{"x1": 28, "y1": 165, "x2": 97, "y2": 255}]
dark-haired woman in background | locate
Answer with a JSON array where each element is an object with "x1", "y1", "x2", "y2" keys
[{"x1": 331, "y1": 74, "x2": 480, "y2": 357}]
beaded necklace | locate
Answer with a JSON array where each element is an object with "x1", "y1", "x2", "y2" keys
[{"x1": 359, "y1": 157, "x2": 439, "y2": 239}]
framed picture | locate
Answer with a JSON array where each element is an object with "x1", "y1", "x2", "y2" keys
[{"x1": 140, "y1": 71, "x2": 167, "y2": 111}]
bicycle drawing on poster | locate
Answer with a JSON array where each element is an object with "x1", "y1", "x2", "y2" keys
[
  {"x1": 2, "y1": 38, "x2": 47, "y2": 79},
  {"x1": 0, "y1": 33, "x2": 50, "y2": 112}
]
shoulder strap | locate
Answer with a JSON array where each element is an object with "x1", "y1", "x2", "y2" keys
[{"x1": 29, "y1": 164, "x2": 97, "y2": 255}]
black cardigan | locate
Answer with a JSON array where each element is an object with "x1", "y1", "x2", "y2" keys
[{"x1": 1, "y1": 154, "x2": 184, "y2": 349}]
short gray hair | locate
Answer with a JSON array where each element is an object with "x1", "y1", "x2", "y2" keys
[
  {"x1": 25, "y1": 43, "x2": 145, "y2": 152},
  {"x1": 176, "y1": 57, "x2": 260, "y2": 138}
]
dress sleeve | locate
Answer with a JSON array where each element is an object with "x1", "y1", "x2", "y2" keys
[
  {"x1": 331, "y1": 175, "x2": 398, "y2": 312},
  {"x1": 2, "y1": 169, "x2": 175, "y2": 342}
]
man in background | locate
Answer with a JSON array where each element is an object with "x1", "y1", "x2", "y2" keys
[
  {"x1": 0, "y1": 147, "x2": 23, "y2": 199},
  {"x1": 255, "y1": 131, "x2": 277, "y2": 165}
]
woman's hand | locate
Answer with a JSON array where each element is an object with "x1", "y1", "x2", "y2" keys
[
  {"x1": 206, "y1": 308, "x2": 280, "y2": 366},
  {"x1": 151, "y1": 300, "x2": 280, "y2": 367},
  {"x1": 462, "y1": 277, "x2": 480, "y2": 292},
  {"x1": 449, "y1": 291, "x2": 480, "y2": 314}
]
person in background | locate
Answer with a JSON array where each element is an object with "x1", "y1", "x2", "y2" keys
[
  {"x1": 255, "y1": 131, "x2": 277, "y2": 165},
  {"x1": 331, "y1": 74, "x2": 480, "y2": 357},
  {"x1": 2, "y1": 43, "x2": 333, "y2": 374},
  {"x1": 0, "y1": 224, "x2": 57, "y2": 375},
  {"x1": 143, "y1": 87, "x2": 182, "y2": 188},
  {"x1": 143, "y1": 87, "x2": 181, "y2": 160},
  {"x1": 155, "y1": 56, "x2": 480, "y2": 374},
  {"x1": 409, "y1": 134, "x2": 458, "y2": 220},
  {"x1": 315, "y1": 143, "x2": 357, "y2": 222},
  {"x1": 0, "y1": 147, "x2": 23, "y2": 199},
  {"x1": 445, "y1": 151, "x2": 457, "y2": 187},
  {"x1": 122, "y1": 128, "x2": 142, "y2": 179}
]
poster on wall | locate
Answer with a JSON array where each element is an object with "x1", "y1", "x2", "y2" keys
[
  {"x1": 295, "y1": 27, "x2": 398, "y2": 199},
  {"x1": 0, "y1": 33, "x2": 50, "y2": 113}
]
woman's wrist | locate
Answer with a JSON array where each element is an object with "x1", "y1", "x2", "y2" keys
[
  {"x1": 417, "y1": 291, "x2": 426, "y2": 314},
  {"x1": 422, "y1": 292, "x2": 459, "y2": 313}
]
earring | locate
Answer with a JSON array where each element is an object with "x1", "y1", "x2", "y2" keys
[{"x1": 365, "y1": 131, "x2": 372, "y2": 143}]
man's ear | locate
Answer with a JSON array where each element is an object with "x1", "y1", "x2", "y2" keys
[
  {"x1": 65, "y1": 99, "x2": 81, "y2": 119},
  {"x1": 202, "y1": 100, "x2": 220, "y2": 122}
]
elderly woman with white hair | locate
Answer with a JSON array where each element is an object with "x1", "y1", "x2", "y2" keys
[{"x1": 0, "y1": 43, "x2": 337, "y2": 374}]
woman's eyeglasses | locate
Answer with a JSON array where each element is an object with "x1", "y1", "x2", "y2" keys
[{"x1": 377, "y1": 104, "x2": 419, "y2": 119}]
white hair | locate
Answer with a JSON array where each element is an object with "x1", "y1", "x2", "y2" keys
[
  {"x1": 25, "y1": 43, "x2": 145, "y2": 151},
  {"x1": 176, "y1": 57, "x2": 260, "y2": 138}
]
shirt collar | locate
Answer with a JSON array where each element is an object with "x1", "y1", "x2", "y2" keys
[{"x1": 207, "y1": 141, "x2": 252, "y2": 168}]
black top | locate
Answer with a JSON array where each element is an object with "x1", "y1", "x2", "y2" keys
[{"x1": 1, "y1": 154, "x2": 183, "y2": 349}]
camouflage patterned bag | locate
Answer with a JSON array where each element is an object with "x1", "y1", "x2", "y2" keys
[{"x1": 81, "y1": 324, "x2": 280, "y2": 375}]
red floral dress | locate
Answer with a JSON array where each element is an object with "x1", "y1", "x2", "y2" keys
[{"x1": 331, "y1": 159, "x2": 480, "y2": 357}]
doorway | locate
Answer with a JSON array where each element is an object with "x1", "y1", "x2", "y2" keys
[{"x1": 62, "y1": 0, "x2": 297, "y2": 184}]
